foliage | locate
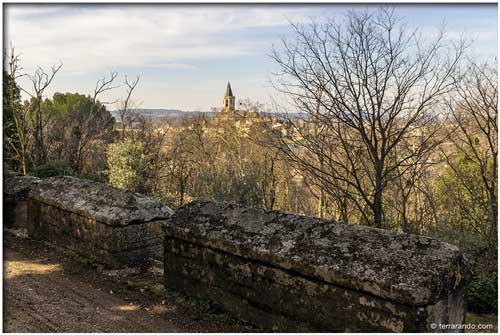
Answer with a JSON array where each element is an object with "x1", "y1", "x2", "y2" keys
[
  {"x1": 196, "y1": 168, "x2": 263, "y2": 207},
  {"x1": 465, "y1": 272, "x2": 498, "y2": 314},
  {"x1": 3, "y1": 71, "x2": 21, "y2": 147},
  {"x1": 433, "y1": 144, "x2": 497, "y2": 315},
  {"x1": 158, "y1": 113, "x2": 290, "y2": 210},
  {"x1": 40, "y1": 92, "x2": 116, "y2": 174},
  {"x1": 32, "y1": 162, "x2": 75, "y2": 178},
  {"x1": 3, "y1": 70, "x2": 24, "y2": 171},
  {"x1": 149, "y1": 191, "x2": 178, "y2": 210},
  {"x1": 465, "y1": 312, "x2": 498, "y2": 333},
  {"x1": 435, "y1": 150, "x2": 492, "y2": 237},
  {"x1": 107, "y1": 140, "x2": 148, "y2": 193}
]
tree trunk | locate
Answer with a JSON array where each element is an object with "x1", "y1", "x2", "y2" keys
[
  {"x1": 373, "y1": 190, "x2": 383, "y2": 229},
  {"x1": 318, "y1": 188, "x2": 324, "y2": 218},
  {"x1": 34, "y1": 101, "x2": 47, "y2": 166},
  {"x1": 373, "y1": 160, "x2": 384, "y2": 228},
  {"x1": 488, "y1": 190, "x2": 497, "y2": 243}
]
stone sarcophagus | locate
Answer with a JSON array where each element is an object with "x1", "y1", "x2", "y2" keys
[
  {"x1": 26, "y1": 176, "x2": 173, "y2": 267},
  {"x1": 4, "y1": 171, "x2": 41, "y2": 229},
  {"x1": 164, "y1": 200, "x2": 471, "y2": 332}
]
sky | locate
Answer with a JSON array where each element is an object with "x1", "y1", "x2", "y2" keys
[{"x1": 4, "y1": 3, "x2": 498, "y2": 111}]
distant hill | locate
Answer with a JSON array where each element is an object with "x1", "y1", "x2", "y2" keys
[
  {"x1": 110, "y1": 108, "x2": 307, "y2": 120},
  {"x1": 110, "y1": 109, "x2": 214, "y2": 118}
]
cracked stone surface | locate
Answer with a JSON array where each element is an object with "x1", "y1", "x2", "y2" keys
[
  {"x1": 164, "y1": 200, "x2": 471, "y2": 307},
  {"x1": 28, "y1": 176, "x2": 173, "y2": 226},
  {"x1": 4, "y1": 171, "x2": 41, "y2": 201}
]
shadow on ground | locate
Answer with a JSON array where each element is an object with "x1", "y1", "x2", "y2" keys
[{"x1": 3, "y1": 232, "x2": 258, "y2": 333}]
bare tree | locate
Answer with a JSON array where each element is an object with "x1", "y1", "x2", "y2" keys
[
  {"x1": 388, "y1": 131, "x2": 442, "y2": 233},
  {"x1": 271, "y1": 8, "x2": 466, "y2": 228},
  {"x1": 446, "y1": 59, "x2": 497, "y2": 240},
  {"x1": 71, "y1": 71, "x2": 118, "y2": 171},
  {"x1": 4, "y1": 45, "x2": 63, "y2": 172},
  {"x1": 117, "y1": 75, "x2": 140, "y2": 140},
  {"x1": 4, "y1": 46, "x2": 30, "y2": 174},
  {"x1": 21, "y1": 60, "x2": 62, "y2": 166}
]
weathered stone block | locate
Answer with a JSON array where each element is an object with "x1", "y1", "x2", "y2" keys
[
  {"x1": 25, "y1": 176, "x2": 173, "y2": 267},
  {"x1": 163, "y1": 200, "x2": 471, "y2": 332},
  {"x1": 3, "y1": 171, "x2": 41, "y2": 229}
]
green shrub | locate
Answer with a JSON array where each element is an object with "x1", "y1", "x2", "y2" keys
[
  {"x1": 107, "y1": 140, "x2": 148, "y2": 193},
  {"x1": 195, "y1": 168, "x2": 264, "y2": 208},
  {"x1": 150, "y1": 191, "x2": 178, "y2": 209},
  {"x1": 32, "y1": 162, "x2": 74, "y2": 178},
  {"x1": 465, "y1": 272, "x2": 498, "y2": 314}
]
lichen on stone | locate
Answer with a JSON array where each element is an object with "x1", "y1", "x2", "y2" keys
[
  {"x1": 164, "y1": 200, "x2": 471, "y2": 306},
  {"x1": 28, "y1": 176, "x2": 173, "y2": 226}
]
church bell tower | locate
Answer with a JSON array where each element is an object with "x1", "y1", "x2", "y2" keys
[{"x1": 222, "y1": 82, "x2": 235, "y2": 112}]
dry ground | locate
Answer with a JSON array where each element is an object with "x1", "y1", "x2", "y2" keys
[{"x1": 3, "y1": 232, "x2": 257, "y2": 333}]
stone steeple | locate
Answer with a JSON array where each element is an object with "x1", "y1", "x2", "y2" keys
[
  {"x1": 225, "y1": 82, "x2": 233, "y2": 96},
  {"x1": 222, "y1": 81, "x2": 235, "y2": 112}
]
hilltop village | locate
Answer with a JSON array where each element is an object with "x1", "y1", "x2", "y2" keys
[{"x1": 149, "y1": 82, "x2": 281, "y2": 138}]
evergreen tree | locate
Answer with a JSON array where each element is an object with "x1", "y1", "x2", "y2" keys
[{"x1": 3, "y1": 70, "x2": 22, "y2": 171}]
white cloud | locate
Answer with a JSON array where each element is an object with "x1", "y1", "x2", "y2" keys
[
  {"x1": 5, "y1": 4, "x2": 496, "y2": 110},
  {"x1": 5, "y1": 5, "x2": 315, "y2": 74}
]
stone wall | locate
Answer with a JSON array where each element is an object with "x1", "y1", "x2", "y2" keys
[
  {"x1": 164, "y1": 200, "x2": 471, "y2": 332},
  {"x1": 4, "y1": 172, "x2": 472, "y2": 331},
  {"x1": 4, "y1": 173, "x2": 172, "y2": 268},
  {"x1": 4, "y1": 171, "x2": 41, "y2": 229}
]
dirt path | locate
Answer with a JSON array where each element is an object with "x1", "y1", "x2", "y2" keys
[
  {"x1": 4, "y1": 247, "x2": 181, "y2": 332},
  {"x1": 3, "y1": 233, "x2": 256, "y2": 333}
]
